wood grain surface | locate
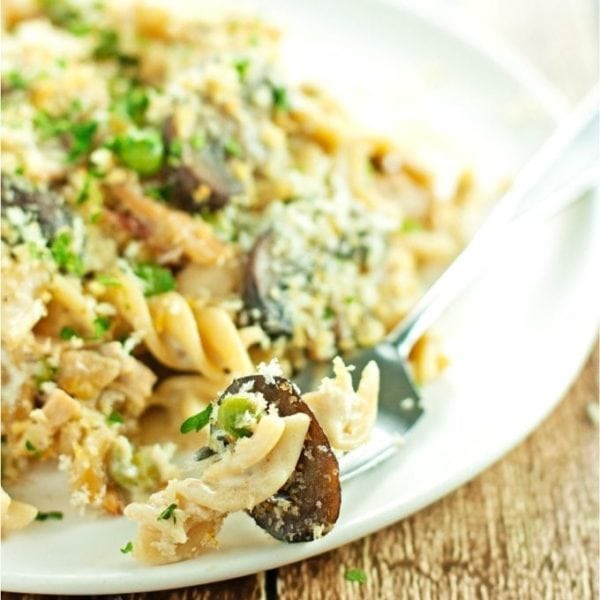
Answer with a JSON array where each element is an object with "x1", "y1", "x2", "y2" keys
[{"x1": 2, "y1": 1, "x2": 598, "y2": 599}]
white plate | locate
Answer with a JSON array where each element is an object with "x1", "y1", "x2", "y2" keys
[{"x1": 2, "y1": 0, "x2": 598, "y2": 594}]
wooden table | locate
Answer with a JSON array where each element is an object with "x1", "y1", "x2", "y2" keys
[{"x1": 5, "y1": 1, "x2": 598, "y2": 598}]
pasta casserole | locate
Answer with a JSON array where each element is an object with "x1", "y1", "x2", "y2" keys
[{"x1": 1, "y1": 0, "x2": 480, "y2": 564}]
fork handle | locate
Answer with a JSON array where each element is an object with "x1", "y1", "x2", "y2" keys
[{"x1": 392, "y1": 84, "x2": 600, "y2": 357}]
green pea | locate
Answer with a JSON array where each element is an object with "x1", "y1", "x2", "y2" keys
[
  {"x1": 217, "y1": 395, "x2": 258, "y2": 438},
  {"x1": 114, "y1": 128, "x2": 164, "y2": 176}
]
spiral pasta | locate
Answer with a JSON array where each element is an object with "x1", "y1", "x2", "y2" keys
[{"x1": 106, "y1": 270, "x2": 252, "y2": 380}]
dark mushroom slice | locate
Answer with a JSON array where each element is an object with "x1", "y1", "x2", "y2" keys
[
  {"x1": 218, "y1": 374, "x2": 341, "y2": 543},
  {"x1": 242, "y1": 232, "x2": 293, "y2": 338},
  {"x1": 1, "y1": 175, "x2": 71, "y2": 239},
  {"x1": 162, "y1": 117, "x2": 242, "y2": 213}
]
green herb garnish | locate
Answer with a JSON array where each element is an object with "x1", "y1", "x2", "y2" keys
[
  {"x1": 344, "y1": 568, "x2": 367, "y2": 584},
  {"x1": 180, "y1": 405, "x2": 213, "y2": 434},
  {"x1": 34, "y1": 359, "x2": 59, "y2": 388},
  {"x1": 93, "y1": 29, "x2": 120, "y2": 60},
  {"x1": 399, "y1": 217, "x2": 422, "y2": 234},
  {"x1": 34, "y1": 110, "x2": 69, "y2": 139},
  {"x1": 190, "y1": 133, "x2": 206, "y2": 151},
  {"x1": 271, "y1": 84, "x2": 290, "y2": 111},
  {"x1": 146, "y1": 183, "x2": 173, "y2": 202},
  {"x1": 124, "y1": 87, "x2": 150, "y2": 125},
  {"x1": 168, "y1": 138, "x2": 183, "y2": 166},
  {"x1": 233, "y1": 58, "x2": 250, "y2": 80},
  {"x1": 5, "y1": 71, "x2": 27, "y2": 90},
  {"x1": 323, "y1": 306, "x2": 335, "y2": 320},
  {"x1": 96, "y1": 274, "x2": 121, "y2": 287},
  {"x1": 157, "y1": 503, "x2": 178, "y2": 523},
  {"x1": 35, "y1": 511, "x2": 63, "y2": 521},
  {"x1": 76, "y1": 172, "x2": 92, "y2": 204},
  {"x1": 35, "y1": 107, "x2": 96, "y2": 163},
  {"x1": 107, "y1": 410, "x2": 124, "y2": 425},
  {"x1": 60, "y1": 326, "x2": 79, "y2": 340},
  {"x1": 92, "y1": 316, "x2": 111, "y2": 339},
  {"x1": 223, "y1": 138, "x2": 242, "y2": 158},
  {"x1": 66, "y1": 120, "x2": 98, "y2": 163},
  {"x1": 120, "y1": 541, "x2": 133, "y2": 554},
  {"x1": 25, "y1": 439, "x2": 41, "y2": 457},
  {"x1": 41, "y1": 0, "x2": 90, "y2": 35},
  {"x1": 133, "y1": 262, "x2": 175, "y2": 297},
  {"x1": 94, "y1": 29, "x2": 138, "y2": 65},
  {"x1": 112, "y1": 128, "x2": 164, "y2": 175},
  {"x1": 50, "y1": 232, "x2": 83, "y2": 275}
]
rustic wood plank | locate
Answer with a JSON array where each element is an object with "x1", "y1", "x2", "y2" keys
[
  {"x1": 275, "y1": 347, "x2": 599, "y2": 599},
  {"x1": 1, "y1": 573, "x2": 265, "y2": 600}
]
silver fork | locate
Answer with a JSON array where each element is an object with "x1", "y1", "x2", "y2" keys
[{"x1": 294, "y1": 85, "x2": 599, "y2": 482}]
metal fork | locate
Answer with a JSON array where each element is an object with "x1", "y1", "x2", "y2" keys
[{"x1": 294, "y1": 85, "x2": 599, "y2": 482}]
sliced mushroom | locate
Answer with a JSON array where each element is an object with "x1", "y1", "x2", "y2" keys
[
  {"x1": 220, "y1": 374, "x2": 341, "y2": 543},
  {"x1": 1, "y1": 176, "x2": 71, "y2": 239},
  {"x1": 242, "y1": 232, "x2": 293, "y2": 338},
  {"x1": 162, "y1": 118, "x2": 241, "y2": 213}
]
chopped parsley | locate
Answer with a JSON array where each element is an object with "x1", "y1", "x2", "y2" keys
[
  {"x1": 180, "y1": 405, "x2": 213, "y2": 434},
  {"x1": 33, "y1": 110, "x2": 69, "y2": 139},
  {"x1": 59, "y1": 326, "x2": 79, "y2": 340},
  {"x1": 107, "y1": 410, "x2": 124, "y2": 425},
  {"x1": 191, "y1": 133, "x2": 206, "y2": 151},
  {"x1": 323, "y1": 306, "x2": 335, "y2": 320},
  {"x1": 41, "y1": 0, "x2": 91, "y2": 35},
  {"x1": 96, "y1": 274, "x2": 121, "y2": 287},
  {"x1": 34, "y1": 359, "x2": 58, "y2": 388},
  {"x1": 67, "y1": 121, "x2": 97, "y2": 162},
  {"x1": 75, "y1": 173, "x2": 92, "y2": 204},
  {"x1": 112, "y1": 128, "x2": 164, "y2": 175},
  {"x1": 34, "y1": 109, "x2": 97, "y2": 163},
  {"x1": 94, "y1": 29, "x2": 121, "y2": 60},
  {"x1": 35, "y1": 511, "x2": 63, "y2": 521},
  {"x1": 224, "y1": 138, "x2": 242, "y2": 158},
  {"x1": 92, "y1": 316, "x2": 112, "y2": 339},
  {"x1": 113, "y1": 85, "x2": 150, "y2": 126},
  {"x1": 25, "y1": 439, "x2": 41, "y2": 457},
  {"x1": 5, "y1": 71, "x2": 27, "y2": 90},
  {"x1": 120, "y1": 541, "x2": 133, "y2": 554},
  {"x1": 90, "y1": 211, "x2": 102, "y2": 224},
  {"x1": 50, "y1": 232, "x2": 83, "y2": 276},
  {"x1": 344, "y1": 568, "x2": 367, "y2": 584},
  {"x1": 233, "y1": 58, "x2": 250, "y2": 80},
  {"x1": 157, "y1": 503, "x2": 178, "y2": 523},
  {"x1": 146, "y1": 183, "x2": 173, "y2": 203},
  {"x1": 66, "y1": 120, "x2": 98, "y2": 163},
  {"x1": 133, "y1": 262, "x2": 175, "y2": 297},
  {"x1": 399, "y1": 217, "x2": 423, "y2": 234},
  {"x1": 270, "y1": 84, "x2": 290, "y2": 111},
  {"x1": 75, "y1": 171, "x2": 99, "y2": 204},
  {"x1": 168, "y1": 137, "x2": 183, "y2": 166},
  {"x1": 125, "y1": 87, "x2": 150, "y2": 125}
]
